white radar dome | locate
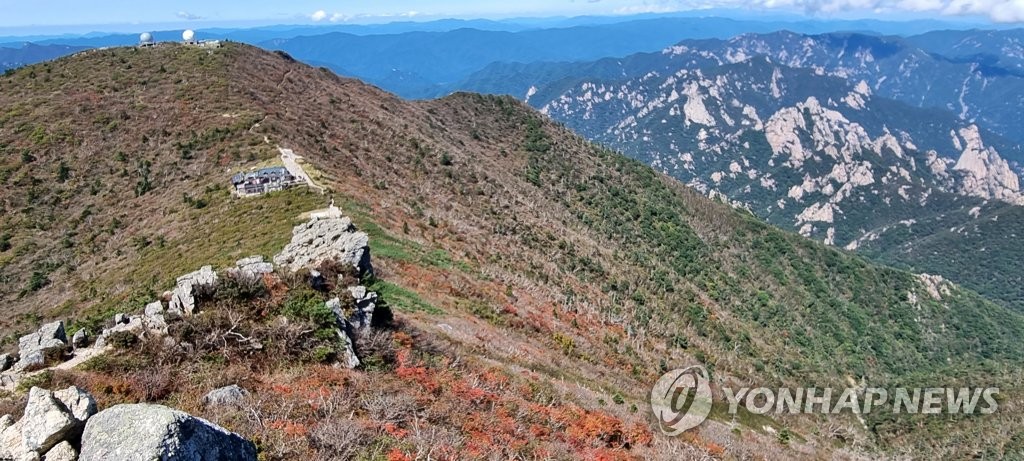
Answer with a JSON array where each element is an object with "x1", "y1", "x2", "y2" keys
[
  {"x1": 182, "y1": 30, "x2": 195, "y2": 41},
  {"x1": 139, "y1": 32, "x2": 153, "y2": 43}
]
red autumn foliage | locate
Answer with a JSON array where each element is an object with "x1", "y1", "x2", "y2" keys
[
  {"x1": 386, "y1": 449, "x2": 412, "y2": 461},
  {"x1": 383, "y1": 422, "x2": 409, "y2": 439},
  {"x1": 268, "y1": 420, "x2": 310, "y2": 437}
]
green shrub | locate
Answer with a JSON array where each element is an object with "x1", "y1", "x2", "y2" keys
[
  {"x1": 282, "y1": 289, "x2": 337, "y2": 334},
  {"x1": 216, "y1": 274, "x2": 267, "y2": 301},
  {"x1": 106, "y1": 331, "x2": 139, "y2": 349},
  {"x1": 26, "y1": 271, "x2": 49, "y2": 292},
  {"x1": 16, "y1": 370, "x2": 53, "y2": 393},
  {"x1": 309, "y1": 345, "x2": 337, "y2": 363}
]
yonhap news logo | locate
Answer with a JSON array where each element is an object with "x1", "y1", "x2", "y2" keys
[
  {"x1": 650, "y1": 365, "x2": 713, "y2": 435},
  {"x1": 651, "y1": 364, "x2": 1000, "y2": 435}
]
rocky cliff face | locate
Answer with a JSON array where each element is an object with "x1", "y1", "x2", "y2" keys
[
  {"x1": 952, "y1": 126, "x2": 1024, "y2": 204},
  {"x1": 538, "y1": 55, "x2": 1024, "y2": 248}
]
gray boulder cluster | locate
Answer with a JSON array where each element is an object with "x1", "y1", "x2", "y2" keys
[
  {"x1": 12, "y1": 321, "x2": 68, "y2": 374},
  {"x1": 0, "y1": 386, "x2": 255, "y2": 461},
  {"x1": 88, "y1": 266, "x2": 220, "y2": 351},
  {"x1": 0, "y1": 386, "x2": 94, "y2": 461},
  {"x1": 0, "y1": 320, "x2": 83, "y2": 387}
]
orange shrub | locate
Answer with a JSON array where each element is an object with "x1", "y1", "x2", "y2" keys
[{"x1": 386, "y1": 449, "x2": 412, "y2": 461}]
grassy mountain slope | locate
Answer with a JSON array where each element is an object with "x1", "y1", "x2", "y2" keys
[{"x1": 1, "y1": 43, "x2": 1023, "y2": 459}]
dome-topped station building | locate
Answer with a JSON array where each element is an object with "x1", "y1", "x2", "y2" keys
[{"x1": 136, "y1": 29, "x2": 221, "y2": 49}]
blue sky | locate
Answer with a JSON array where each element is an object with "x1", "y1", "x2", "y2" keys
[{"x1": 0, "y1": 0, "x2": 1021, "y2": 32}]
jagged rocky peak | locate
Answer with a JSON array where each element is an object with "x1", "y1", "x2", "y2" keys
[
  {"x1": 952, "y1": 125, "x2": 1024, "y2": 204},
  {"x1": 765, "y1": 96, "x2": 874, "y2": 168}
]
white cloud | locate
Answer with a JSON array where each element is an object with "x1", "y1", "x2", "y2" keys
[
  {"x1": 614, "y1": 0, "x2": 1024, "y2": 23},
  {"x1": 311, "y1": 10, "x2": 422, "y2": 23},
  {"x1": 176, "y1": 11, "x2": 202, "y2": 20}
]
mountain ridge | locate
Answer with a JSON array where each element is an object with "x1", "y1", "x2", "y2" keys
[
  {"x1": 462, "y1": 34, "x2": 1024, "y2": 313},
  {"x1": 1, "y1": 42, "x2": 1023, "y2": 459}
]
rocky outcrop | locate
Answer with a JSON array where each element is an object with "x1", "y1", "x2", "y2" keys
[
  {"x1": 952, "y1": 126, "x2": 1024, "y2": 205},
  {"x1": 168, "y1": 266, "x2": 219, "y2": 318},
  {"x1": 273, "y1": 215, "x2": 372, "y2": 275},
  {"x1": 15, "y1": 321, "x2": 68, "y2": 372},
  {"x1": 0, "y1": 386, "x2": 95, "y2": 460},
  {"x1": 274, "y1": 213, "x2": 382, "y2": 369},
  {"x1": 325, "y1": 298, "x2": 361, "y2": 369},
  {"x1": 94, "y1": 311, "x2": 167, "y2": 349},
  {"x1": 917, "y1": 274, "x2": 953, "y2": 301},
  {"x1": 228, "y1": 256, "x2": 274, "y2": 280},
  {"x1": 346, "y1": 286, "x2": 378, "y2": 331},
  {"x1": 79, "y1": 404, "x2": 256, "y2": 461}
]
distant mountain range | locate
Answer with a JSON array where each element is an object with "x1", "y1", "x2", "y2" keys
[
  {"x1": 1, "y1": 15, "x2": 1015, "y2": 97},
  {"x1": 461, "y1": 30, "x2": 1024, "y2": 142},
  {"x1": 0, "y1": 43, "x2": 87, "y2": 73},
  {"x1": 459, "y1": 30, "x2": 1024, "y2": 312}
]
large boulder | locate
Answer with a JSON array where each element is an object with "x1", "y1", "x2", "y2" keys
[
  {"x1": 42, "y1": 441, "x2": 76, "y2": 461},
  {"x1": 167, "y1": 266, "x2": 219, "y2": 317},
  {"x1": 15, "y1": 321, "x2": 67, "y2": 372},
  {"x1": 79, "y1": 404, "x2": 256, "y2": 461},
  {"x1": 201, "y1": 385, "x2": 248, "y2": 408},
  {"x1": 273, "y1": 216, "x2": 372, "y2": 275},
  {"x1": 0, "y1": 386, "x2": 95, "y2": 460},
  {"x1": 71, "y1": 329, "x2": 88, "y2": 350}
]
